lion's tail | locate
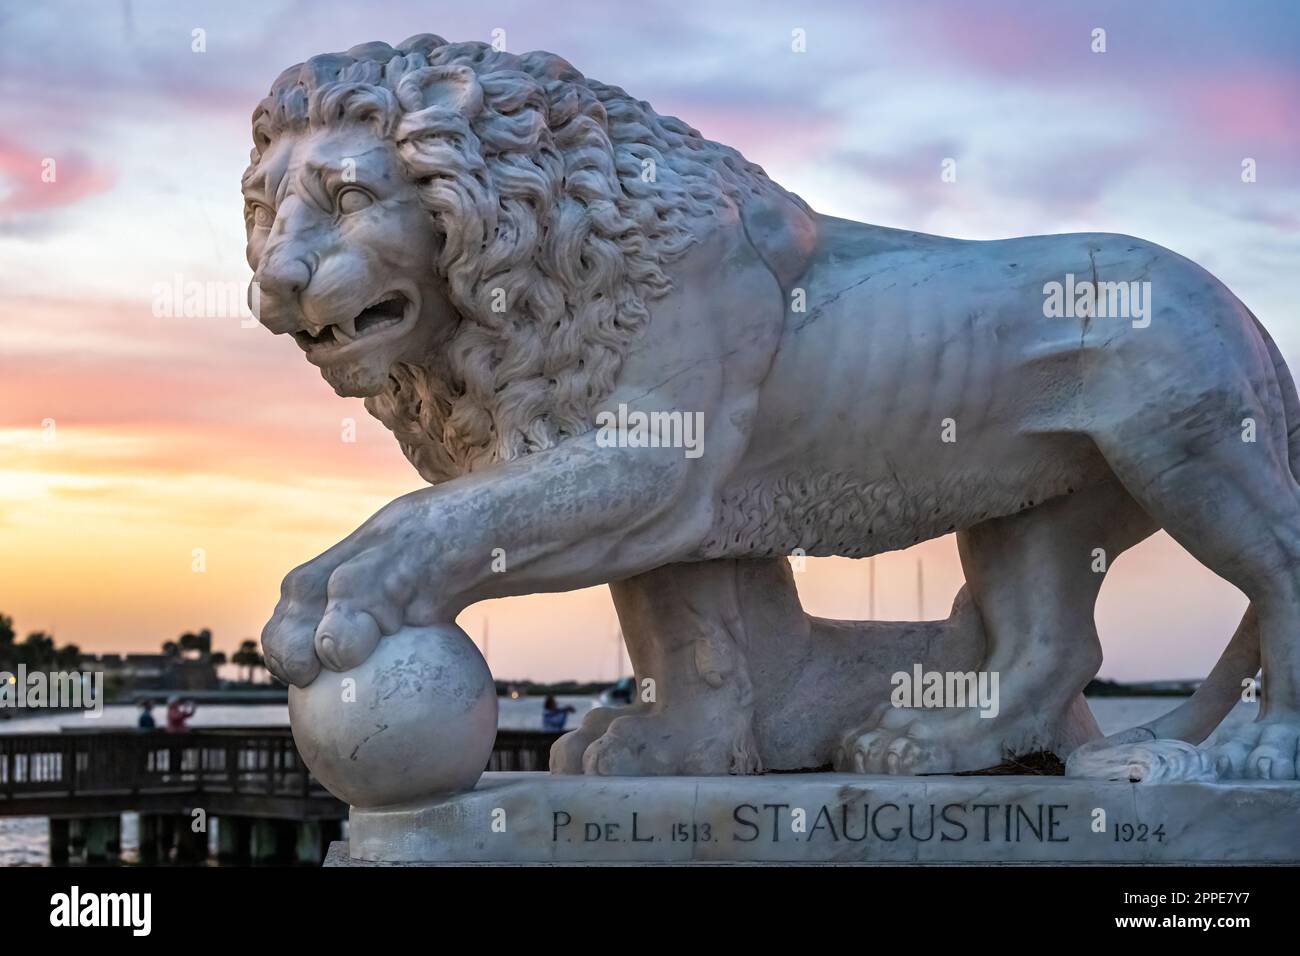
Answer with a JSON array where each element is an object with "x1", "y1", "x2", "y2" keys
[{"x1": 1093, "y1": 313, "x2": 1292, "y2": 748}]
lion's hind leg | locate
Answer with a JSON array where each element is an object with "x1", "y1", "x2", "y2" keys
[
  {"x1": 1079, "y1": 346, "x2": 1300, "y2": 780},
  {"x1": 839, "y1": 476, "x2": 1156, "y2": 775},
  {"x1": 1066, "y1": 607, "x2": 1260, "y2": 782}
]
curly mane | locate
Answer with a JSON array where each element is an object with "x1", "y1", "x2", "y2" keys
[{"x1": 248, "y1": 34, "x2": 804, "y2": 481}]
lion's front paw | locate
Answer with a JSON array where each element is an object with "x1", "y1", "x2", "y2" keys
[
  {"x1": 261, "y1": 559, "x2": 332, "y2": 687},
  {"x1": 262, "y1": 536, "x2": 420, "y2": 686}
]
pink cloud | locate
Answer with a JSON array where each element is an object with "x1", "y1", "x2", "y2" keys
[
  {"x1": 661, "y1": 107, "x2": 842, "y2": 170},
  {"x1": 1183, "y1": 73, "x2": 1300, "y2": 144},
  {"x1": 0, "y1": 136, "x2": 114, "y2": 217}
]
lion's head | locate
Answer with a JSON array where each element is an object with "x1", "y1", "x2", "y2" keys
[{"x1": 244, "y1": 35, "x2": 802, "y2": 482}]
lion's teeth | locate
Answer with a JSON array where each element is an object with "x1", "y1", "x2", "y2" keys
[{"x1": 335, "y1": 318, "x2": 356, "y2": 342}]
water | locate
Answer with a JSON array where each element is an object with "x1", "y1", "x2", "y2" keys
[
  {"x1": 0, "y1": 704, "x2": 292, "y2": 734},
  {"x1": 0, "y1": 697, "x2": 1256, "y2": 865},
  {"x1": 0, "y1": 696, "x2": 598, "y2": 735}
]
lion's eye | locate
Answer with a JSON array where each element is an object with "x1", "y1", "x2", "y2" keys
[
  {"x1": 248, "y1": 202, "x2": 274, "y2": 229},
  {"x1": 338, "y1": 188, "x2": 373, "y2": 214}
]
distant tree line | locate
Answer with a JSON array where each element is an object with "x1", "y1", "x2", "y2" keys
[
  {"x1": 0, "y1": 613, "x2": 80, "y2": 671},
  {"x1": 1084, "y1": 677, "x2": 1193, "y2": 697},
  {"x1": 0, "y1": 613, "x2": 265, "y2": 681},
  {"x1": 495, "y1": 679, "x2": 617, "y2": 696}
]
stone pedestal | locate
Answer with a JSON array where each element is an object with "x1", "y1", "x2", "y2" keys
[{"x1": 330, "y1": 772, "x2": 1300, "y2": 864}]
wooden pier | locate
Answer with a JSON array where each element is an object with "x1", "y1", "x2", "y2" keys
[{"x1": 0, "y1": 727, "x2": 564, "y2": 863}]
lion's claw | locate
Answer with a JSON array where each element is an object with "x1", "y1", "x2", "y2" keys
[
  {"x1": 260, "y1": 615, "x2": 322, "y2": 688},
  {"x1": 314, "y1": 606, "x2": 382, "y2": 671}
]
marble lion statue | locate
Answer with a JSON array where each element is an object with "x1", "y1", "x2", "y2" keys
[{"x1": 250, "y1": 35, "x2": 1295, "y2": 784}]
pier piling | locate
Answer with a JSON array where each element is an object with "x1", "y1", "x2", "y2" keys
[
  {"x1": 48, "y1": 817, "x2": 70, "y2": 865},
  {"x1": 83, "y1": 815, "x2": 121, "y2": 862},
  {"x1": 138, "y1": 813, "x2": 161, "y2": 864},
  {"x1": 217, "y1": 816, "x2": 252, "y2": 864},
  {"x1": 172, "y1": 814, "x2": 209, "y2": 863}
]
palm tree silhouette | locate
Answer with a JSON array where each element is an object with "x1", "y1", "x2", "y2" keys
[{"x1": 232, "y1": 639, "x2": 264, "y2": 683}]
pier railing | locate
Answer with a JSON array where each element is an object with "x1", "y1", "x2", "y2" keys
[{"x1": 0, "y1": 727, "x2": 567, "y2": 818}]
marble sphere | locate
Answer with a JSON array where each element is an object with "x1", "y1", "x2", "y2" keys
[{"x1": 289, "y1": 624, "x2": 497, "y2": 807}]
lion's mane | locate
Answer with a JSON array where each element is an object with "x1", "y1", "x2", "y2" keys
[{"x1": 248, "y1": 34, "x2": 804, "y2": 481}]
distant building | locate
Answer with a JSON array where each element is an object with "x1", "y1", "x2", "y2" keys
[{"x1": 80, "y1": 652, "x2": 219, "y2": 692}]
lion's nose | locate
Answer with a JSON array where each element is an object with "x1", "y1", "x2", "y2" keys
[
  {"x1": 256, "y1": 256, "x2": 312, "y2": 299},
  {"x1": 252, "y1": 256, "x2": 313, "y2": 333}
]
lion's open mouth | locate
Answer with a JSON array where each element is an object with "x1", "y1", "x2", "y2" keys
[{"x1": 294, "y1": 292, "x2": 412, "y2": 353}]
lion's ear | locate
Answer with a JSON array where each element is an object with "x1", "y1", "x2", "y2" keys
[{"x1": 396, "y1": 65, "x2": 484, "y2": 116}]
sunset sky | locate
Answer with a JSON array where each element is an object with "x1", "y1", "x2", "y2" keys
[{"x1": 1, "y1": 0, "x2": 1298, "y2": 681}]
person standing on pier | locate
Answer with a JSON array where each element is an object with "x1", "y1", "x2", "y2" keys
[
  {"x1": 542, "y1": 696, "x2": 576, "y2": 732},
  {"x1": 165, "y1": 696, "x2": 196, "y2": 733}
]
